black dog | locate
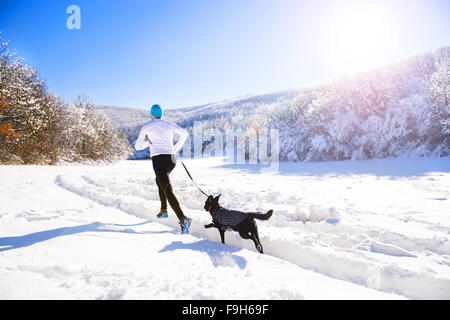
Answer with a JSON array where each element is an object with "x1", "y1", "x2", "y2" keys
[{"x1": 204, "y1": 194, "x2": 273, "y2": 254}]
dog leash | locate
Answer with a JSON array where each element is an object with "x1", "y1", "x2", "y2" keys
[{"x1": 180, "y1": 161, "x2": 209, "y2": 197}]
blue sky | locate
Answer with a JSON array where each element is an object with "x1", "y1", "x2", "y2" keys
[{"x1": 1, "y1": 0, "x2": 449, "y2": 109}]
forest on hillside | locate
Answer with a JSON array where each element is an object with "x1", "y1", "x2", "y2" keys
[
  {"x1": 269, "y1": 48, "x2": 449, "y2": 161},
  {"x1": 126, "y1": 47, "x2": 448, "y2": 162}
]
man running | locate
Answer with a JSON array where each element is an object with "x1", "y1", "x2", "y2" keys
[{"x1": 134, "y1": 104, "x2": 191, "y2": 234}]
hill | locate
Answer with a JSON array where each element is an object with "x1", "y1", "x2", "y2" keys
[
  {"x1": 96, "y1": 88, "x2": 305, "y2": 129},
  {"x1": 97, "y1": 47, "x2": 450, "y2": 161}
]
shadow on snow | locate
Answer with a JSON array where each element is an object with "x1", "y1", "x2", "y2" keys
[
  {"x1": 159, "y1": 240, "x2": 247, "y2": 269},
  {"x1": 213, "y1": 157, "x2": 450, "y2": 178},
  {"x1": 0, "y1": 222, "x2": 248, "y2": 270},
  {"x1": 0, "y1": 220, "x2": 168, "y2": 252}
]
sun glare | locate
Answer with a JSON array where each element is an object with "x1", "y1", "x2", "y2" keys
[{"x1": 325, "y1": 3, "x2": 395, "y2": 75}]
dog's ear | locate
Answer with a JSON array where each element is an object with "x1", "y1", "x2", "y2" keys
[
  {"x1": 214, "y1": 193, "x2": 222, "y2": 203},
  {"x1": 207, "y1": 195, "x2": 214, "y2": 201}
]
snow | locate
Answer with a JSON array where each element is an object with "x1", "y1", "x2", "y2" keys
[{"x1": 0, "y1": 156, "x2": 449, "y2": 299}]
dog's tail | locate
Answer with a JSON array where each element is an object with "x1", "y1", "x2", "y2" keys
[{"x1": 250, "y1": 210, "x2": 273, "y2": 221}]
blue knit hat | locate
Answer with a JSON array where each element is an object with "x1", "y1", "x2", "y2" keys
[{"x1": 150, "y1": 104, "x2": 163, "y2": 118}]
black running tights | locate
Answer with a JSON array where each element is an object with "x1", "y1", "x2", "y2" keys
[{"x1": 152, "y1": 154, "x2": 185, "y2": 222}]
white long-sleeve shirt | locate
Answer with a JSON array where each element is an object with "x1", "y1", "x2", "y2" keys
[{"x1": 134, "y1": 119, "x2": 188, "y2": 157}]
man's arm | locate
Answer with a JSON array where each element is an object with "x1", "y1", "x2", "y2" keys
[
  {"x1": 172, "y1": 123, "x2": 188, "y2": 153},
  {"x1": 134, "y1": 126, "x2": 151, "y2": 151}
]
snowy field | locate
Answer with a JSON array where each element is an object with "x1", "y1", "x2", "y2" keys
[{"x1": 0, "y1": 157, "x2": 449, "y2": 300}]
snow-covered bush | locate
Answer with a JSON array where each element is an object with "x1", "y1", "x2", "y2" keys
[{"x1": 60, "y1": 93, "x2": 132, "y2": 162}]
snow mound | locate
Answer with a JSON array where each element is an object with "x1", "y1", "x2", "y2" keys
[{"x1": 295, "y1": 206, "x2": 341, "y2": 223}]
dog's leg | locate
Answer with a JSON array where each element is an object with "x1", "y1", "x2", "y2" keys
[
  {"x1": 251, "y1": 236, "x2": 263, "y2": 254},
  {"x1": 250, "y1": 220, "x2": 264, "y2": 254},
  {"x1": 219, "y1": 229, "x2": 225, "y2": 244},
  {"x1": 237, "y1": 228, "x2": 251, "y2": 239},
  {"x1": 237, "y1": 230, "x2": 263, "y2": 253}
]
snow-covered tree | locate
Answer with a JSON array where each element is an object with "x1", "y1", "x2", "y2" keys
[
  {"x1": 0, "y1": 34, "x2": 132, "y2": 164},
  {"x1": 428, "y1": 51, "x2": 450, "y2": 155}
]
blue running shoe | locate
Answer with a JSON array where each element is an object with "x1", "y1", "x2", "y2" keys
[
  {"x1": 157, "y1": 210, "x2": 168, "y2": 218},
  {"x1": 181, "y1": 217, "x2": 192, "y2": 234}
]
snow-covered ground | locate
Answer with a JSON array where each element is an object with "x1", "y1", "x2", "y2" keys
[{"x1": 0, "y1": 157, "x2": 449, "y2": 299}]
